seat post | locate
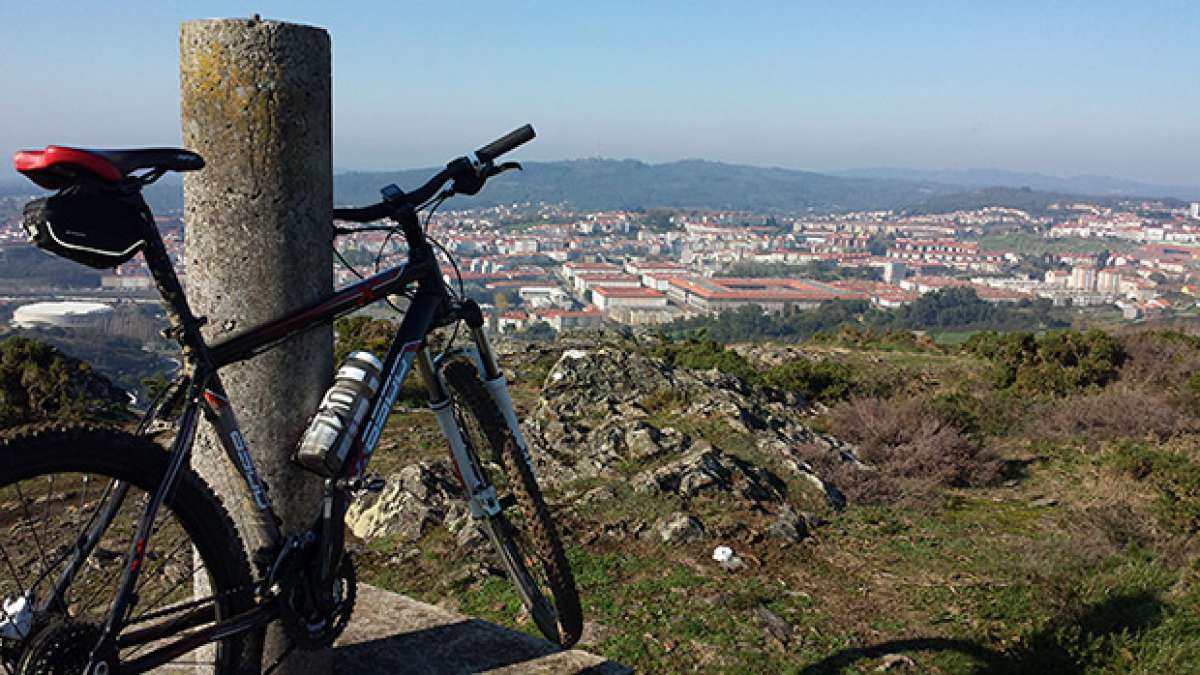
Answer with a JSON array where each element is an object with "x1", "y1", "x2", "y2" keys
[{"x1": 140, "y1": 219, "x2": 207, "y2": 358}]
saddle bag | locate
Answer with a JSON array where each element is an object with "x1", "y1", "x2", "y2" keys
[{"x1": 22, "y1": 183, "x2": 152, "y2": 269}]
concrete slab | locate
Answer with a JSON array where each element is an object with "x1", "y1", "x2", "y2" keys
[{"x1": 331, "y1": 584, "x2": 629, "y2": 675}]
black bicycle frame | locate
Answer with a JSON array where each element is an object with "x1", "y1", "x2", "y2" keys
[{"x1": 81, "y1": 209, "x2": 463, "y2": 671}]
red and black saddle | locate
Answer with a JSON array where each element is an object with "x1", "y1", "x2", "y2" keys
[
  {"x1": 14, "y1": 145, "x2": 204, "y2": 190},
  {"x1": 12, "y1": 145, "x2": 205, "y2": 269}
]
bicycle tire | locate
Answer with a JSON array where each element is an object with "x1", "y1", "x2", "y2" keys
[
  {"x1": 0, "y1": 422, "x2": 262, "y2": 674},
  {"x1": 440, "y1": 359, "x2": 583, "y2": 648}
]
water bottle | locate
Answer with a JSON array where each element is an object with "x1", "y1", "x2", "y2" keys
[{"x1": 294, "y1": 351, "x2": 384, "y2": 476}]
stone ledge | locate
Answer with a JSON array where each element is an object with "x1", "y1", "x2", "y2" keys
[{"x1": 333, "y1": 583, "x2": 629, "y2": 675}]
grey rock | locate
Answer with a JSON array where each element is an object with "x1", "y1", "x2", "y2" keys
[
  {"x1": 346, "y1": 461, "x2": 463, "y2": 541},
  {"x1": 580, "y1": 485, "x2": 616, "y2": 504},
  {"x1": 876, "y1": 653, "x2": 917, "y2": 671},
  {"x1": 635, "y1": 445, "x2": 787, "y2": 503},
  {"x1": 655, "y1": 512, "x2": 705, "y2": 543},
  {"x1": 755, "y1": 604, "x2": 793, "y2": 646},
  {"x1": 456, "y1": 521, "x2": 489, "y2": 551},
  {"x1": 768, "y1": 507, "x2": 810, "y2": 544}
]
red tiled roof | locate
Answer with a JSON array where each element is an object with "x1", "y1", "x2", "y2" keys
[
  {"x1": 667, "y1": 276, "x2": 866, "y2": 301},
  {"x1": 533, "y1": 308, "x2": 602, "y2": 318},
  {"x1": 591, "y1": 287, "x2": 666, "y2": 298}
]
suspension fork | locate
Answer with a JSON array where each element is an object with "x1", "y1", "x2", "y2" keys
[
  {"x1": 416, "y1": 347, "x2": 501, "y2": 519},
  {"x1": 463, "y1": 314, "x2": 536, "y2": 477}
]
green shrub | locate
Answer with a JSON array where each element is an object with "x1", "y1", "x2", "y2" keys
[
  {"x1": 1107, "y1": 442, "x2": 1200, "y2": 534},
  {"x1": 963, "y1": 328, "x2": 1124, "y2": 396},
  {"x1": 334, "y1": 316, "x2": 427, "y2": 406},
  {"x1": 0, "y1": 336, "x2": 128, "y2": 427},
  {"x1": 651, "y1": 338, "x2": 759, "y2": 383},
  {"x1": 761, "y1": 358, "x2": 857, "y2": 403}
]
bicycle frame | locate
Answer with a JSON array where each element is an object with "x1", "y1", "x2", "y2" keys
[{"x1": 70, "y1": 208, "x2": 517, "y2": 672}]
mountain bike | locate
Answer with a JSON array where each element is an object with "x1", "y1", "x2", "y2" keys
[{"x1": 1, "y1": 125, "x2": 582, "y2": 674}]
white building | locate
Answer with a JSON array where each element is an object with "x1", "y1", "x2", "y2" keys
[
  {"x1": 1096, "y1": 269, "x2": 1122, "y2": 294},
  {"x1": 882, "y1": 261, "x2": 907, "y2": 284},
  {"x1": 591, "y1": 286, "x2": 669, "y2": 311},
  {"x1": 13, "y1": 302, "x2": 114, "y2": 330},
  {"x1": 1069, "y1": 266, "x2": 1096, "y2": 291}
]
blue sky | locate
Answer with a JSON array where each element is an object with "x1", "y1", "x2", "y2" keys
[{"x1": 2, "y1": 1, "x2": 1197, "y2": 186}]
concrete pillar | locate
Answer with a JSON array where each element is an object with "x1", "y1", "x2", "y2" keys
[{"x1": 181, "y1": 18, "x2": 333, "y2": 674}]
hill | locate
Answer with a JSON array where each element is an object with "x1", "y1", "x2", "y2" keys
[
  {"x1": 6, "y1": 159, "x2": 1181, "y2": 215},
  {"x1": 334, "y1": 158, "x2": 955, "y2": 213},
  {"x1": 840, "y1": 167, "x2": 1200, "y2": 202},
  {"x1": 901, "y1": 185, "x2": 1087, "y2": 216},
  {"x1": 2, "y1": 325, "x2": 1198, "y2": 672}
]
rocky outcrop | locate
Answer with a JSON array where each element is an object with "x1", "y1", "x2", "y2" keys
[
  {"x1": 346, "y1": 461, "x2": 466, "y2": 541},
  {"x1": 632, "y1": 442, "x2": 786, "y2": 503},
  {"x1": 350, "y1": 335, "x2": 860, "y2": 548},
  {"x1": 526, "y1": 345, "x2": 854, "y2": 509}
]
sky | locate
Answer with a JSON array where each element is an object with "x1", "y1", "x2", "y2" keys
[{"x1": 2, "y1": 1, "x2": 1198, "y2": 187}]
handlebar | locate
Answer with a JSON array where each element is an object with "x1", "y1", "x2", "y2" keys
[
  {"x1": 475, "y1": 124, "x2": 535, "y2": 164},
  {"x1": 333, "y1": 124, "x2": 535, "y2": 224}
]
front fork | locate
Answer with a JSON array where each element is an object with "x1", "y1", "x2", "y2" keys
[{"x1": 416, "y1": 325, "x2": 534, "y2": 521}]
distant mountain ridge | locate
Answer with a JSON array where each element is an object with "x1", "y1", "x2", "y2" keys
[
  {"x1": 837, "y1": 167, "x2": 1199, "y2": 201},
  {"x1": 334, "y1": 159, "x2": 952, "y2": 213},
  {"x1": 3, "y1": 159, "x2": 1192, "y2": 215}
]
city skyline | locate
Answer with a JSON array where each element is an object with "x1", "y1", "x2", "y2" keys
[{"x1": 2, "y1": 1, "x2": 1197, "y2": 187}]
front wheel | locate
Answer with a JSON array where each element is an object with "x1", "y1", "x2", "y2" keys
[{"x1": 440, "y1": 359, "x2": 583, "y2": 647}]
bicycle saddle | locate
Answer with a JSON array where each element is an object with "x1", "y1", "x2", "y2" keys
[{"x1": 14, "y1": 145, "x2": 205, "y2": 189}]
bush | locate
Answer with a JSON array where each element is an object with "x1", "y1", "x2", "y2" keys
[
  {"x1": 0, "y1": 336, "x2": 128, "y2": 427},
  {"x1": 964, "y1": 329, "x2": 1124, "y2": 396},
  {"x1": 651, "y1": 338, "x2": 759, "y2": 383},
  {"x1": 809, "y1": 326, "x2": 937, "y2": 352},
  {"x1": 814, "y1": 395, "x2": 1003, "y2": 506},
  {"x1": 334, "y1": 316, "x2": 426, "y2": 406},
  {"x1": 1119, "y1": 331, "x2": 1200, "y2": 407},
  {"x1": 1107, "y1": 442, "x2": 1200, "y2": 534},
  {"x1": 654, "y1": 337, "x2": 864, "y2": 404},
  {"x1": 1035, "y1": 383, "x2": 1200, "y2": 445},
  {"x1": 761, "y1": 359, "x2": 857, "y2": 404}
]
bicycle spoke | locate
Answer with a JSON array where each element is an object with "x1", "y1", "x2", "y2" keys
[
  {"x1": 12, "y1": 483, "x2": 49, "y2": 580},
  {"x1": 0, "y1": 540, "x2": 29, "y2": 594}
]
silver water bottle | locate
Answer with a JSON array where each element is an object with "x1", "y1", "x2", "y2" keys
[{"x1": 295, "y1": 351, "x2": 384, "y2": 476}]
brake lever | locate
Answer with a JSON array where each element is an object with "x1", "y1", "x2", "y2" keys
[{"x1": 487, "y1": 161, "x2": 522, "y2": 177}]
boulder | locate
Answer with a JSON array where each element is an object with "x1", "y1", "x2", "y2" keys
[
  {"x1": 655, "y1": 512, "x2": 705, "y2": 543},
  {"x1": 346, "y1": 461, "x2": 463, "y2": 541},
  {"x1": 767, "y1": 507, "x2": 810, "y2": 544},
  {"x1": 634, "y1": 445, "x2": 787, "y2": 504}
]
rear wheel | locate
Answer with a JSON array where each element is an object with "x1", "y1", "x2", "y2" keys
[
  {"x1": 440, "y1": 360, "x2": 583, "y2": 647},
  {"x1": 0, "y1": 423, "x2": 262, "y2": 674}
]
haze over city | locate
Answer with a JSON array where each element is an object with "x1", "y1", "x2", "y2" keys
[{"x1": 2, "y1": 1, "x2": 1197, "y2": 187}]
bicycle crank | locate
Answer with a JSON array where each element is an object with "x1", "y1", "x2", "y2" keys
[{"x1": 277, "y1": 554, "x2": 356, "y2": 651}]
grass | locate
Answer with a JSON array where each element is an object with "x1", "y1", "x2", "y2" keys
[
  {"x1": 358, "y1": 430, "x2": 1200, "y2": 673},
  {"x1": 351, "y1": 336, "x2": 1200, "y2": 674}
]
